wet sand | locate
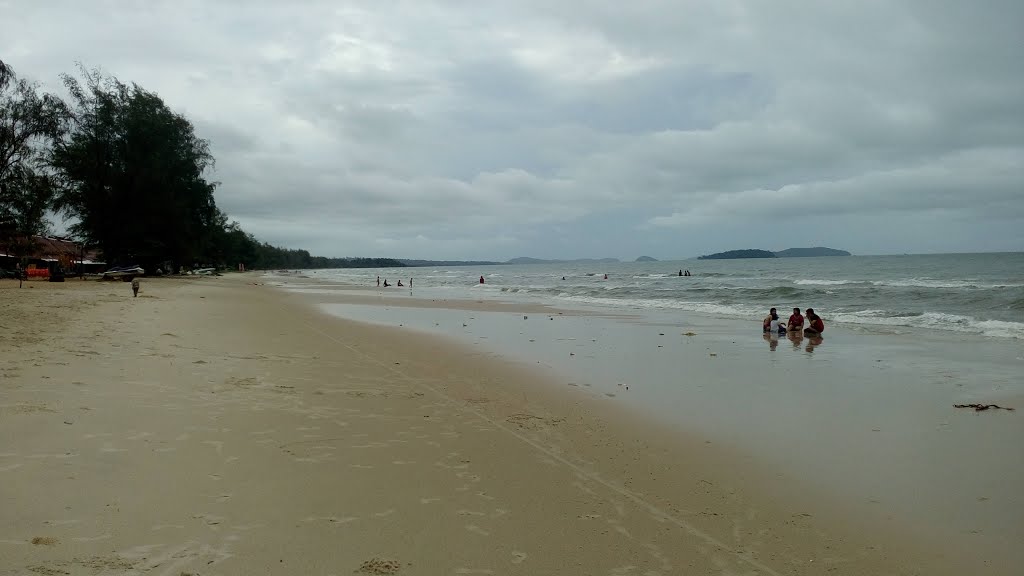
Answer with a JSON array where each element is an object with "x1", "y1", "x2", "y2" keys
[{"x1": 0, "y1": 275, "x2": 1013, "y2": 574}]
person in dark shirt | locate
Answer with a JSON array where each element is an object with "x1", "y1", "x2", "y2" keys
[{"x1": 804, "y1": 308, "x2": 825, "y2": 336}]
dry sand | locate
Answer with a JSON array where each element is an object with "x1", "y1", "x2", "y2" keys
[{"x1": 0, "y1": 275, "x2": 1000, "y2": 574}]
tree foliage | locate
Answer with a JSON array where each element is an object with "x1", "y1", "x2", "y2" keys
[
  {"x1": 0, "y1": 61, "x2": 66, "y2": 259},
  {"x1": 49, "y1": 67, "x2": 220, "y2": 271},
  {"x1": 0, "y1": 59, "x2": 14, "y2": 89},
  {"x1": 211, "y1": 217, "x2": 404, "y2": 269},
  {"x1": 1, "y1": 62, "x2": 398, "y2": 273}
]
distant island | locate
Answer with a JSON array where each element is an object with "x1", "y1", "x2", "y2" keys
[
  {"x1": 635, "y1": 256, "x2": 658, "y2": 262},
  {"x1": 699, "y1": 249, "x2": 776, "y2": 260},
  {"x1": 698, "y1": 247, "x2": 850, "y2": 260},
  {"x1": 774, "y1": 247, "x2": 851, "y2": 258}
]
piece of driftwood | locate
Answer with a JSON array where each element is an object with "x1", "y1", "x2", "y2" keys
[{"x1": 953, "y1": 403, "x2": 1015, "y2": 412}]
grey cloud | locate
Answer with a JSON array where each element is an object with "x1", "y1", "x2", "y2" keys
[{"x1": 3, "y1": 0, "x2": 1021, "y2": 259}]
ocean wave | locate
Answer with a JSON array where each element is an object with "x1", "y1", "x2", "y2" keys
[
  {"x1": 830, "y1": 310, "x2": 1024, "y2": 339},
  {"x1": 791, "y1": 277, "x2": 1023, "y2": 289},
  {"x1": 869, "y1": 278, "x2": 1023, "y2": 289},
  {"x1": 553, "y1": 295, "x2": 763, "y2": 317},
  {"x1": 793, "y1": 279, "x2": 858, "y2": 286}
]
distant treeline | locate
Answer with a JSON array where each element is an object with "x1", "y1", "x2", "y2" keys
[
  {"x1": 0, "y1": 60, "x2": 391, "y2": 272},
  {"x1": 238, "y1": 241, "x2": 405, "y2": 270}
]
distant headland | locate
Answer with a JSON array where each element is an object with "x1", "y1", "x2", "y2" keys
[{"x1": 698, "y1": 247, "x2": 851, "y2": 260}]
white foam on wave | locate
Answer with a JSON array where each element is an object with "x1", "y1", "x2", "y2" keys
[
  {"x1": 555, "y1": 295, "x2": 763, "y2": 318},
  {"x1": 831, "y1": 310, "x2": 1024, "y2": 339},
  {"x1": 791, "y1": 277, "x2": 1023, "y2": 289},
  {"x1": 793, "y1": 279, "x2": 857, "y2": 286},
  {"x1": 870, "y1": 278, "x2": 1023, "y2": 289}
]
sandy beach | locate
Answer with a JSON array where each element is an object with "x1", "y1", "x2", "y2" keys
[{"x1": 1, "y1": 275, "x2": 1015, "y2": 575}]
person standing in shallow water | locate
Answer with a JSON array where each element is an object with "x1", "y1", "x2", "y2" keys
[{"x1": 131, "y1": 277, "x2": 140, "y2": 297}]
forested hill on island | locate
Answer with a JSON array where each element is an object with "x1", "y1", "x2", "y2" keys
[
  {"x1": 698, "y1": 247, "x2": 851, "y2": 260},
  {"x1": 774, "y1": 247, "x2": 852, "y2": 257}
]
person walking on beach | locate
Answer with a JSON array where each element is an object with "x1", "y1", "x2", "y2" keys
[
  {"x1": 788, "y1": 308, "x2": 804, "y2": 332},
  {"x1": 804, "y1": 308, "x2": 825, "y2": 336},
  {"x1": 377, "y1": 275, "x2": 380, "y2": 287},
  {"x1": 131, "y1": 277, "x2": 140, "y2": 297}
]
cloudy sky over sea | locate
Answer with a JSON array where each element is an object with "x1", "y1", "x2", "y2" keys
[{"x1": 3, "y1": 0, "x2": 1022, "y2": 260}]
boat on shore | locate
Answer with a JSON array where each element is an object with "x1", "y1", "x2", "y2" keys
[{"x1": 102, "y1": 265, "x2": 144, "y2": 280}]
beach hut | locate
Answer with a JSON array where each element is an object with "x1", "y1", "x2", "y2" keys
[{"x1": 0, "y1": 235, "x2": 106, "y2": 278}]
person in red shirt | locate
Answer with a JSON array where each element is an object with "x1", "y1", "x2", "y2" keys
[
  {"x1": 788, "y1": 308, "x2": 804, "y2": 332},
  {"x1": 804, "y1": 308, "x2": 825, "y2": 336}
]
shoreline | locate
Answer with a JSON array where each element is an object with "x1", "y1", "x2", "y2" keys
[
  {"x1": 278, "y1": 274, "x2": 1024, "y2": 568},
  {"x1": 0, "y1": 275, "x2": 1013, "y2": 574}
]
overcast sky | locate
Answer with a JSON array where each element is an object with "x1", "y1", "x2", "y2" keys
[{"x1": 3, "y1": 1, "x2": 1022, "y2": 260}]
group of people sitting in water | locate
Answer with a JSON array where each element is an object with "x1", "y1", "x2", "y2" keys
[{"x1": 763, "y1": 307, "x2": 825, "y2": 336}]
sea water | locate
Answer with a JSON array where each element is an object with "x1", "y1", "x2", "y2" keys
[{"x1": 297, "y1": 252, "x2": 1024, "y2": 339}]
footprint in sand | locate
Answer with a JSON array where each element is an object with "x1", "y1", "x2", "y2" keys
[
  {"x1": 202, "y1": 440, "x2": 224, "y2": 454},
  {"x1": 150, "y1": 524, "x2": 185, "y2": 531},
  {"x1": 72, "y1": 533, "x2": 112, "y2": 542},
  {"x1": 465, "y1": 524, "x2": 490, "y2": 536}
]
